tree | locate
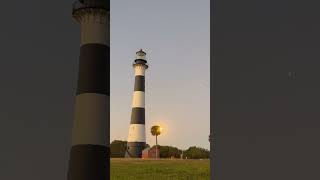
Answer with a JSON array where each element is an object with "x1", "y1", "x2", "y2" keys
[
  {"x1": 110, "y1": 140, "x2": 127, "y2": 157},
  {"x1": 110, "y1": 139, "x2": 209, "y2": 159},
  {"x1": 150, "y1": 125, "x2": 162, "y2": 159},
  {"x1": 110, "y1": 140, "x2": 150, "y2": 158},
  {"x1": 183, "y1": 146, "x2": 210, "y2": 159},
  {"x1": 156, "y1": 145, "x2": 182, "y2": 158}
]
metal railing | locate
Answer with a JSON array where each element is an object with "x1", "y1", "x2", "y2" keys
[{"x1": 72, "y1": 0, "x2": 109, "y2": 13}]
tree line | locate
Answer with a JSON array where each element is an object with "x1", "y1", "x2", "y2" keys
[{"x1": 110, "y1": 140, "x2": 210, "y2": 159}]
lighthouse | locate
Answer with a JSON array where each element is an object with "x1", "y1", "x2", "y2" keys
[
  {"x1": 125, "y1": 49, "x2": 149, "y2": 158},
  {"x1": 68, "y1": 0, "x2": 110, "y2": 180}
]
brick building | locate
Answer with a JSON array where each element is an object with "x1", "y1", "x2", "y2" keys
[{"x1": 142, "y1": 146, "x2": 160, "y2": 159}]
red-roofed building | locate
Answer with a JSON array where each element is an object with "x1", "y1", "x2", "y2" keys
[{"x1": 142, "y1": 146, "x2": 160, "y2": 159}]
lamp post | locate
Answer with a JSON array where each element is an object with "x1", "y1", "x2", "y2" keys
[{"x1": 151, "y1": 125, "x2": 162, "y2": 159}]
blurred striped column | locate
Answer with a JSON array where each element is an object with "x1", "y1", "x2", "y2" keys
[{"x1": 68, "y1": 0, "x2": 109, "y2": 179}]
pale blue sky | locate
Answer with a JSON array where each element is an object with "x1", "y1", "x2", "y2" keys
[{"x1": 110, "y1": 0, "x2": 210, "y2": 150}]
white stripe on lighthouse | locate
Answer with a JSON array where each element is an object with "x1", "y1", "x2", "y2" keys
[
  {"x1": 127, "y1": 124, "x2": 146, "y2": 142},
  {"x1": 132, "y1": 91, "x2": 145, "y2": 108},
  {"x1": 134, "y1": 65, "x2": 146, "y2": 76},
  {"x1": 71, "y1": 93, "x2": 109, "y2": 146},
  {"x1": 81, "y1": 21, "x2": 107, "y2": 45},
  {"x1": 75, "y1": 10, "x2": 109, "y2": 46}
]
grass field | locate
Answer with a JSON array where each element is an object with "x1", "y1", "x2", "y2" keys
[{"x1": 110, "y1": 158, "x2": 210, "y2": 180}]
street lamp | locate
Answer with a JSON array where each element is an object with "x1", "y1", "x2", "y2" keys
[{"x1": 151, "y1": 125, "x2": 162, "y2": 159}]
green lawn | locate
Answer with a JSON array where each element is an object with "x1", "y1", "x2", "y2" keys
[{"x1": 110, "y1": 158, "x2": 210, "y2": 180}]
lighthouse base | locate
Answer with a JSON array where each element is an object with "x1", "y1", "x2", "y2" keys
[{"x1": 125, "y1": 142, "x2": 146, "y2": 158}]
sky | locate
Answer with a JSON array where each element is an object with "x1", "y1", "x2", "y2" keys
[{"x1": 110, "y1": 0, "x2": 210, "y2": 150}]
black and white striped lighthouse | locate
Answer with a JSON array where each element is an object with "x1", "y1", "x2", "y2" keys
[
  {"x1": 125, "y1": 49, "x2": 149, "y2": 158},
  {"x1": 68, "y1": 0, "x2": 109, "y2": 180}
]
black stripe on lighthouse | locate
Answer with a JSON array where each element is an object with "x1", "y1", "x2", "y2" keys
[
  {"x1": 131, "y1": 107, "x2": 145, "y2": 124},
  {"x1": 77, "y1": 44, "x2": 110, "y2": 95},
  {"x1": 68, "y1": 145, "x2": 109, "y2": 180},
  {"x1": 134, "y1": 75, "x2": 145, "y2": 91},
  {"x1": 126, "y1": 142, "x2": 146, "y2": 158}
]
